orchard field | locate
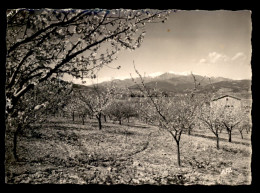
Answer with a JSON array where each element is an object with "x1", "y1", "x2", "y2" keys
[
  {"x1": 5, "y1": 115, "x2": 251, "y2": 185},
  {"x1": 5, "y1": 9, "x2": 252, "y2": 186}
]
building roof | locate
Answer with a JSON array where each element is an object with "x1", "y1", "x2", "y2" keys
[{"x1": 212, "y1": 94, "x2": 241, "y2": 101}]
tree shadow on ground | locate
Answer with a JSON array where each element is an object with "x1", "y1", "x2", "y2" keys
[
  {"x1": 120, "y1": 123, "x2": 150, "y2": 129},
  {"x1": 103, "y1": 129, "x2": 135, "y2": 136},
  {"x1": 190, "y1": 132, "x2": 250, "y2": 146}
]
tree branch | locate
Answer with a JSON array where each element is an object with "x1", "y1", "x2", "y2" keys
[{"x1": 7, "y1": 11, "x2": 86, "y2": 55}]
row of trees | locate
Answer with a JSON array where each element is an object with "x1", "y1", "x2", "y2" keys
[
  {"x1": 5, "y1": 8, "x2": 171, "y2": 163},
  {"x1": 5, "y1": 9, "x2": 251, "y2": 169},
  {"x1": 199, "y1": 98, "x2": 250, "y2": 149},
  {"x1": 62, "y1": 85, "x2": 139, "y2": 129},
  {"x1": 54, "y1": 69, "x2": 251, "y2": 168},
  {"x1": 130, "y1": 66, "x2": 251, "y2": 166},
  {"x1": 6, "y1": 69, "x2": 251, "y2": 165}
]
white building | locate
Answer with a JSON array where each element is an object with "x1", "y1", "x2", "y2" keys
[{"x1": 211, "y1": 95, "x2": 242, "y2": 109}]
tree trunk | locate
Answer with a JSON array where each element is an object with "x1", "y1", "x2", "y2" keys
[
  {"x1": 176, "y1": 141, "x2": 181, "y2": 167},
  {"x1": 13, "y1": 124, "x2": 22, "y2": 162},
  {"x1": 72, "y1": 111, "x2": 74, "y2": 122},
  {"x1": 188, "y1": 128, "x2": 191, "y2": 135},
  {"x1": 216, "y1": 135, "x2": 220, "y2": 150},
  {"x1": 228, "y1": 131, "x2": 232, "y2": 142},
  {"x1": 97, "y1": 113, "x2": 102, "y2": 130},
  {"x1": 239, "y1": 130, "x2": 244, "y2": 139},
  {"x1": 119, "y1": 118, "x2": 122, "y2": 125}
]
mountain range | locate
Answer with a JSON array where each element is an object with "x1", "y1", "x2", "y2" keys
[{"x1": 72, "y1": 72, "x2": 252, "y2": 99}]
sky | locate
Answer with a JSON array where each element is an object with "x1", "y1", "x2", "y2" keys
[{"x1": 70, "y1": 10, "x2": 252, "y2": 85}]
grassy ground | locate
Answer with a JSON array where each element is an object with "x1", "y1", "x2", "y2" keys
[{"x1": 5, "y1": 117, "x2": 251, "y2": 185}]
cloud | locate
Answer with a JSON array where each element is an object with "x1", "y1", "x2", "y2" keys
[
  {"x1": 198, "y1": 52, "x2": 247, "y2": 65},
  {"x1": 148, "y1": 72, "x2": 164, "y2": 77},
  {"x1": 208, "y1": 52, "x2": 229, "y2": 63},
  {"x1": 231, "y1": 52, "x2": 246, "y2": 61},
  {"x1": 199, "y1": 58, "x2": 206, "y2": 63},
  {"x1": 168, "y1": 71, "x2": 193, "y2": 75}
]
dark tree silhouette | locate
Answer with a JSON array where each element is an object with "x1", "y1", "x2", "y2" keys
[{"x1": 6, "y1": 8, "x2": 171, "y2": 115}]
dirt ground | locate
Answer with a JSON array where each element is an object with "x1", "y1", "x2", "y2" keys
[{"x1": 5, "y1": 117, "x2": 252, "y2": 185}]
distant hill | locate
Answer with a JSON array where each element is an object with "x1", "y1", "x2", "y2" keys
[
  {"x1": 202, "y1": 79, "x2": 252, "y2": 99},
  {"x1": 71, "y1": 73, "x2": 251, "y2": 98},
  {"x1": 129, "y1": 73, "x2": 240, "y2": 94},
  {"x1": 202, "y1": 79, "x2": 251, "y2": 93},
  {"x1": 94, "y1": 73, "x2": 232, "y2": 89},
  {"x1": 98, "y1": 78, "x2": 136, "y2": 89}
]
